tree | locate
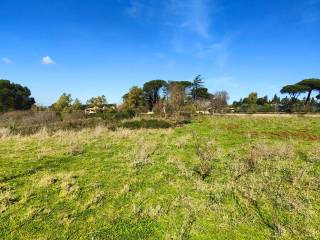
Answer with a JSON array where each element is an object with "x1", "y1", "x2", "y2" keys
[
  {"x1": 0, "y1": 79, "x2": 35, "y2": 112},
  {"x1": 243, "y1": 92, "x2": 258, "y2": 104},
  {"x1": 271, "y1": 94, "x2": 281, "y2": 104},
  {"x1": 242, "y1": 92, "x2": 258, "y2": 112},
  {"x1": 52, "y1": 93, "x2": 72, "y2": 112},
  {"x1": 71, "y1": 98, "x2": 82, "y2": 111},
  {"x1": 193, "y1": 87, "x2": 211, "y2": 100},
  {"x1": 86, "y1": 95, "x2": 107, "y2": 108},
  {"x1": 271, "y1": 94, "x2": 281, "y2": 112},
  {"x1": 257, "y1": 96, "x2": 268, "y2": 105},
  {"x1": 191, "y1": 75, "x2": 204, "y2": 101},
  {"x1": 167, "y1": 82, "x2": 190, "y2": 112},
  {"x1": 280, "y1": 85, "x2": 310, "y2": 101},
  {"x1": 123, "y1": 86, "x2": 145, "y2": 110},
  {"x1": 296, "y1": 79, "x2": 320, "y2": 103},
  {"x1": 143, "y1": 80, "x2": 167, "y2": 111},
  {"x1": 168, "y1": 81, "x2": 192, "y2": 90},
  {"x1": 167, "y1": 81, "x2": 192, "y2": 99},
  {"x1": 210, "y1": 91, "x2": 229, "y2": 112}
]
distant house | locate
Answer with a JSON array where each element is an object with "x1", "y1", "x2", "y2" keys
[
  {"x1": 103, "y1": 104, "x2": 117, "y2": 111},
  {"x1": 84, "y1": 104, "x2": 117, "y2": 115},
  {"x1": 196, "y1": 110, "x2": 210, "y2": 115},
  {"x1": 84, "y1": 106, "x2": 99, "y2": 115}
]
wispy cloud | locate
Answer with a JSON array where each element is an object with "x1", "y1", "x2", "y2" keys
[
  {"x1": 166, "y1": 0, "x2": 211, "y2": 38},
  {"x1": 207, "y1": 76, "x2": 239, "y2": 90},
  {"x1": 124, "y1": 0, "x2": 145, "y2": 18},
  {"x1": 124, "y1": 0, "x2": 155, "y2": 19},
  {"x1": 124, "y1": 0, "x2": 232, "y2": 67},
  {"x1": 124, "y1": 0, "x2": 212, "y2": 38},
  {"x1": 2, "y1": 57, "x2": 13, "y2": 64},
  {"x1": 196, "y1": 37, "x2": 231, "y2": 68},
  {"x1": 42, "y1": 56, "x2": 55, "y2": 65}
]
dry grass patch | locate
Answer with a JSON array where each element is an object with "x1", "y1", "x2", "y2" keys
[
  {"x1": 38, "y1": 174, "x2": 58, "y2": 187},
  {"x1": 58, "y1": 172, "x2": 83, "y2": 198},
  {"x1": 84, "y1": 191, "x2": 106, "y2": 210},
  {"x1": 167, "y1": 155, "x2": 193, "y2": 178},
  {"x1": 131, "y1": 140, "x2": 158, "y2": 169},
  {"x1": 0, "y1": 185, "x2": 19, "y2": 213},
  {"x1": 0, "y1": 127, "x2": 10, "y2": 138}
]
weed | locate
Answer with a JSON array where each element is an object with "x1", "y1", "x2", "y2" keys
[
  {"x1": 38, "y1": 174, "x2": 58, "y2": 187},
  {"x1": 0, "y1": 128, "x2": 10, "y2": 138},
  {"x1": 192, "y1": 133, "x2": 218, "y2": 180},
  {"x1": 67, "y1": 144, "x2": 85, "y2": 156},
  {"x1": 84, "y1": 191, "x2": 106, "y2": 209},
  {"x1": 0, "y1": 189, "x2": 19, "y2": 213},
  {"x1": 131, "y1": 141, "x2": 157, "y2": 169},
  {"x1": 179, "y1": 209, "x2": 196, "y2": 240}
]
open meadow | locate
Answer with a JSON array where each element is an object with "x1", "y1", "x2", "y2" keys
[{"x1": 1, "y1": 116, "x2": 320, "y2": 239}]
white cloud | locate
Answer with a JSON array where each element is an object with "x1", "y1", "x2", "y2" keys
[
  {"x1": 2, "y1": 57, "x2": 13, "y2": 64},
  {"x1": 42, "y1": 56, "x2": 55, "y2": 65}
]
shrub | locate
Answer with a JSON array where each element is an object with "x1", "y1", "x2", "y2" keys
[
  {"x1": 62, "y1": 111, "x2": 85, "y2": 121},
  {"x1": 192, "y1": 133, "x2": 220, "y2": 180},
  {"x1": 99, "y1": 110, "x2": 135, "y2": 121},
  {"x1": 0, "y1": 111, "x2": 61, "y2": 126},
  {"x1": 120, "y1": 119, "x2": 172, "y2": 129},
  {"x1": 113, "y1": 110, "x2": 135, "y2": 120}
]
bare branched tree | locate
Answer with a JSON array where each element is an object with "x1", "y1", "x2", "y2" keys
[{"x1": 210, "y1": 91, "x2": 229, "y2": 113}]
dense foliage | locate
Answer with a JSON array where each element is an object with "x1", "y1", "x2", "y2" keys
[
  {"x1": 2, "y1": 77, "x2": 320, "y2": 115},
  {"x1": 0, "y1": 80, "x2": 35, "y2": 112}
]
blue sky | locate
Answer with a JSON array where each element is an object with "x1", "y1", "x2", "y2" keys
[{"x1": 0, "y1": 0, "x2": 319, "y2": 105}]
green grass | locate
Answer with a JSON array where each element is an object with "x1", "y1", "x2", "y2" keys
[{"x1": 0, "y1": 116, "x2": 319, "y2": 239}]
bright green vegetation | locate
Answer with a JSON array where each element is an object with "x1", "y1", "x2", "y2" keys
[{"x1": 1, "y1": 116, "x2": 320, "y2": 239}]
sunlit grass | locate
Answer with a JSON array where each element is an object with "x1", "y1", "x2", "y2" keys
[{"x1": 0, "y1": 116, "x2": 319, "y2": 239}]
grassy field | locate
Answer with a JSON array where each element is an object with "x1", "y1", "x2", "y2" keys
[{"x1": 0, "y1": 116, "x2": 319, "y2": 239}]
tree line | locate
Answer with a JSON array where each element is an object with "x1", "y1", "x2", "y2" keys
[
  {"x1": 121, "y1": 75, "x2": 229, "y2": 115},
  {"x1": 232, "y1": 78, "x2": 320, "y2": 113},
  {"x1": 42, "y1": 75, "x2": 229, "y2": 115},
  {"x1": 1, "y1": 77, "x2": 320, "y2": 114}
]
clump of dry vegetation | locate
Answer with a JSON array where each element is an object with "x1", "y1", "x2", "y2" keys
[
  {"x1": 192, "y1": 132, "x2": 221, "y2": 180},
  {"x1": 0, "y1": 185, "x2": 19, "y2": 213}
]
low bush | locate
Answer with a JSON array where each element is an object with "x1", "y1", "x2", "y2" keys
[
  {"x1": 61, "y1": 111, "x2": 85, "y2": 121},
  {"x1": 8, "y1": 118, "x2": 104, "y2": 135},
  {"x1": 120, "y1": 119, "x2": 172, "y2": 129},
  {"x1": 99, "y1": 110, "x2": 135, "y2": 121},
  {"x1": 0, "y1": 111, "x2": 61, "y2": 126}
]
